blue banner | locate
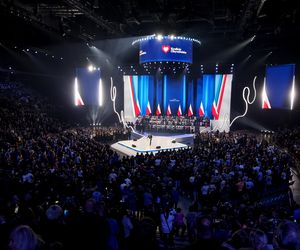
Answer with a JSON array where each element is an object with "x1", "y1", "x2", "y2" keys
[
  {"x1": 202, "y1": 75, "x2": 215, "y2": 119},
  {"x1": 131, "y1": 75, "x2": 154, "y2": 115},
  {"x1": 196, "y1": 77, "x2": 203, "y2": 116},
  {"x1": 187, "y1": 79, "x2": 194, "y2": 112},
  {"x1": 164, "y1": 75, "x2": 187, "y2": 114}
]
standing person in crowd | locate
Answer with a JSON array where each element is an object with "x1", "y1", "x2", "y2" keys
[
  {"x1": 9, "y1": 225, "x2": 44, "y2": 250},
  {"x1": 273, "y1": 221, "x2": 300, "y2": 250},
  {"x1": 173, "y1": 207, "x2": 186, "y2": 238},
  {"x1": 160, "y1": 207, "x2": 175, "y2": 249}
]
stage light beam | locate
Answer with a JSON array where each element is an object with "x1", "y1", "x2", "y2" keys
[
  {"x1": 88, "y1": 65, "x2": 94, "y2": 72},
  {"x1": 290, "y1": 75, "x2": 296, "y2": 110},
  {"x1": 99, "y1": 78, "x2": 103, "y2": 106}
]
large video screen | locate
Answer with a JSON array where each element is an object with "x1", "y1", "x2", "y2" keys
[
  {"x1": 263, "y1": 64, "x2": 295, "y2": 109},
  {"x1": 139, "y1": 38, "x2": 193, "y2": 64},
  {"x1": 74, "y1": 68, "x2": 102, "y2": 106},
  {"x1": 124, "y1": 73, "x2": 233, "y2": 121}
]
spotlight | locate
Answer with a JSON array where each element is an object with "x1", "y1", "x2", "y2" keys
[
  {"x1": 26, "y1": 49, "x2": 29, "y2": 51},
  {"x1": 35, "y1": 51, "x2": 37, "y2": 54},
  {"x1": 60, "y1": 57, "x2": 63, "y2": 60},
  {"x1": 157, "y1": 34, "x2": 163, "y2": 40},
  {"x1": 251, "y1": 35, "x2": 256, "y2": 42},
  {"x1": 170, "y1": 35, "x2": 174, "y2": 40},
  {"x1": 88, "y1": 65, "x2": 94, "y2": 72}
]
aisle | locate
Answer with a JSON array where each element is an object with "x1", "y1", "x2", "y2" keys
[{"x1": 157, "y1": 195, "x2": 193, "y2": 249}]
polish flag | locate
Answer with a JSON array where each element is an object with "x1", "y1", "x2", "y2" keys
[
  {"x1": 156, "y1": 103, "x2": 161, "y2": 116},
  {"x1": 146, "y1": 101, "x2": 152, "y2": 115},
  {"x1": 177, "y1": 105, "x2": 182, "y2": 117},
  {"x1": 199, "y1": 101, "x2": 205, "y2": 117},
  {"x1": 212, "y1": 101, "x2": 218, "y2": 119},
  {"x1": 136, "y1": 99, "x2": 141, "y2": 116},
  {"x1": 188, "y1": 104, "x2": 193, "y2": 117},
  {"x1": 166, "y1": 104, "x2": 172, "y2": 116}
]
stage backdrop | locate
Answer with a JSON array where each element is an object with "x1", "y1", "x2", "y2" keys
[
  {"x1": 123, "y1": 74, "x2": 233, "y2": 129},
  {"x1": 262, "y1": 64, "x2": 295, "y2": 110}
]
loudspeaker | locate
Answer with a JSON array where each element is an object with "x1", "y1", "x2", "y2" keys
[
  {"x1": 156, "y1": 146, "x2": 161, "y2": 149},
  {"x1": 172, "y1": 140, "x2": 176, "y2": 143},
  {"x1": 132, "y1": 144, "x2": 136, "y2": 147}
]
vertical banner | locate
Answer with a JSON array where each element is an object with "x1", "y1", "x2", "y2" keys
[
  {"x1": 137, "y1": 75, "x2": 154, "y2": 115},
  {"x1": 156, "y1": 76, "x2": 163, "y2": 114},
  {"x1": 202, "y1": 75, "x2": 215, "y2": 119},
  {"x1": 123, "y1": 75, "x2": 154, "y2": 121},
  {"x1": 196, "y1": 76, "x2": 203, "y2": 117},
  {"x1": 187, "y1": 79, "x2": 194, "y2": 114},
  {"x1": 164, "y1": 75, "x2": 186, "y2": 115},
  {"x1": 210, "y1": 74, "x2": 233, "y2": 132}
]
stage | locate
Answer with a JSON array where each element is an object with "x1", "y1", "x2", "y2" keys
[{"x1": 111, "y1": 132, "x2": 193, "y2": 156}]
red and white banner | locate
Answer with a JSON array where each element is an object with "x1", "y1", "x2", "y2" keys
[
  {"x1": 188, "y1": 104, "x2": 193, "y2": 117},
  {"x1": 146, "y1": 101, "x2": 152, "y2": 115},
  {"x1": 177, "y1": 105, "x2": 182, "y2": 117},
  {"x1": 166, "y1": 104, "x2": 172, "y2": 116},
  {"x1": 199, "y1": 101, "x2": 204, "y2": 117},
  {"x1": 156, "y1": 103, "x2": 161, "y2": 116},
  {"x1": 262, "y1": 78, "x2": 271, "y2": 109},
  {"x1": 74, "y1": 77, "x2": 84, "y2": 106}
]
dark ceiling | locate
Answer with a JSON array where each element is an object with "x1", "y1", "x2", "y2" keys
[{"x1": 0, "y1": 0, "x2": 299, "y2": 47}]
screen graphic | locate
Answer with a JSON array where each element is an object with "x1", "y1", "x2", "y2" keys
[{"x1": 140, "y1": 38, "x2": 193, "y2": 64}]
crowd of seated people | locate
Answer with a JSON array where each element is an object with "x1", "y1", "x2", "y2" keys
[
  {"x1": 135, "y1": 115, "x2": 210, "y2": 133},
  {"x1": 1, "y1": 82, "x2": 300, "y2": 250}
]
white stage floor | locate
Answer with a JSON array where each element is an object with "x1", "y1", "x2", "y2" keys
[{"x1": 111, "y1": 134, "x2": 190, "y2": 156}]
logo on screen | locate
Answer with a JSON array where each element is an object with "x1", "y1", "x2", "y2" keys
[
  {"x1": 139, "y1": 50, "x2": 146, "y2": 56},
  {"x1": 162, "y1": 45, "x2": 171, "y2": 53}
]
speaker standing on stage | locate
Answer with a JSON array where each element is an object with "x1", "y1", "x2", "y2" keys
[{"x1": 148, "y1": 134, "x2": 153, "y2": 146}]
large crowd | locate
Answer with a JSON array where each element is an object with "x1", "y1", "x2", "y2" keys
[{"x1": 1, "y1": 82, "x2": 300, "y2": 250}]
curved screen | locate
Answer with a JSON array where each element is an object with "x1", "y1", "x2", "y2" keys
[{"x1": 139, "y1": 38, "x2": 192, "y2": 64}]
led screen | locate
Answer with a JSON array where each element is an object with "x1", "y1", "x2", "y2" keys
[
  {"x1": 124, "y1": 73, "x2": 232, "y2": 120},
  {"x1": 75, "y1": 68, "x2": 102, "y2": 106},
  {"x1": 139, "y1": 38, "x2": 193, "y2": 64},
  {"x1": 263, "y1": 64, "x2": 295, "y2": 109}
]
